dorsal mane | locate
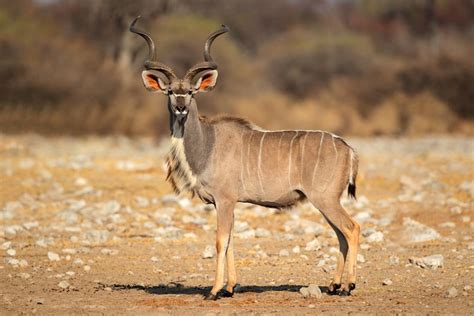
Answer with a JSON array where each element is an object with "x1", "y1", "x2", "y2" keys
[{"x1": 199, "y1": 115, "x2": 262, "y2": 130}]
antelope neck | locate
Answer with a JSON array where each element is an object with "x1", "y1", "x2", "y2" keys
[{"x1": 170, "y1": 100, "x2": 215, "y2": 177}]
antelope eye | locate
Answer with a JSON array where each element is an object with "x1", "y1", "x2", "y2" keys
[
  {"x1": 188, "y1": 90, "x2": 193, "y2": 95},
  {"x1": 167, "y1": 88, "x2": 173, "y2": 95}
]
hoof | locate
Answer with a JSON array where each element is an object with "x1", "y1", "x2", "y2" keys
[
  {"x1": 349, "y1": 283, "x2": 356, "y2": 292},
  {"x1": 339, "y1": 290, "x2": 351, "y2": 297},
  {"x1": 204, "y1": 293, "x2": 218, "y2": 301},
  {"x1": 221, "y1": 283, "x2": 240, "y2": 298},
  {"x1": 328, "y1": 282, "x2": 341, "y2": 295},
  {"x1": 222, "y1": 290, "x2": 234, "y2": 298}
]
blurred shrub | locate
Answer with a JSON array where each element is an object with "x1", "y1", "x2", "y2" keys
[
  {"x1": 260, "y1": 28, "x2": 375, "y2": 98},
  {"x1": 398, "y1": 55, "x2": 474, "y2": 118}
]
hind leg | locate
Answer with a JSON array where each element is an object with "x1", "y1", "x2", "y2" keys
[
  {"x1": 308, "y1": 194, "x2": 360, "y2": 295},
  {"x1": 326, "y1": 221, "x2": 348, "y2": 294}
]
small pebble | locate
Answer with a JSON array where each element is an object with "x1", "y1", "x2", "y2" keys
[
  {"x1": 47, "y1": 252, "x2": 60, "y2": 262},
  {"x1": 382, "y1": 279, "x2": 393, "y2": 286},
  {"x1": 202, "y1": 245, "x2": 215, "y2": 259},
  {"x1": 292, "y1": 246, "x2": 301, "y2": 254},
  {"x1": 446, "y1": 287, "x2": 458, "y2": 298},
  {"x1": 58, "y1": 280, "x2": 70, "y2": 289},
  {"x1": 279, "y1": 249, "x2": 290, "y2": 257}
]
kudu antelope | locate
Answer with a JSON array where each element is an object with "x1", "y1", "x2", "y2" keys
[{"x1": 130, "y1": 17, "x2": 360, "y2": 299}]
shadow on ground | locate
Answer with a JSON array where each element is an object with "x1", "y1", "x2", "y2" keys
[{"x1": 103, "y1": 283, "x2": 331, "y2": 296}]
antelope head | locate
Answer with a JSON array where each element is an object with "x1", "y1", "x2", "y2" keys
[{"x1": 130, "y1": 16, "x2": 228, "y2": 137}]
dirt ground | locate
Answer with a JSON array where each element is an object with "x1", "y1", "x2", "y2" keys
[{"x1": 1, "y1": 134, "x2": 473, "y2": 314}]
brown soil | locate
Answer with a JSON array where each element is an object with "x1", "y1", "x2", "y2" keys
[{"x1": 1, "y1": 134, "x2": 473, "y2": 314}]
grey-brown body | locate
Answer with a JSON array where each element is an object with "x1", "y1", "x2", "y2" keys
[
  {"x1": 130, "y1": 17, "x2": 360, "y2": 299},
  {"x1": 169, "y1": 108, "x2": 356, "y2": 210}
]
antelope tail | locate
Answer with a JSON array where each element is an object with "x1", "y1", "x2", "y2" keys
[{"x1": 348, "y1": 149, "x2": 358, "y2": 199}]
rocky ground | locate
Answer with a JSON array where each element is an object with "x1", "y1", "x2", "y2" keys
[{"x1": 1, "y1": 134, "x2": 473, "y2": 314}]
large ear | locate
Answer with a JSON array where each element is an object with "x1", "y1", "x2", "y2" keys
[
  {"x1": 141, "y1": 70, "x2": 169, "y2": 93},
  {"x1": 193, "y1": 70, "x2": 218, "y2": 92}
]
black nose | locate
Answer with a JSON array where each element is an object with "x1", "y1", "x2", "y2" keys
[{"x1": 176, "y1": 106, "x2": 186, "y2": 112}]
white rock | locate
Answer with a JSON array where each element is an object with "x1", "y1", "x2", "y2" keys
[
  {"x1": 409, "y1": 254, "x2": 444, "y2": 270},
  {"x1": 279, "y1": 249, "x2": 290, "y2": 257},
  {"x1": 135, "y1": 196, "x2": 149, "y2": 208},
  {"x1": 202, "y1": 245, "x2": 215, "y2": 259},
  {"x1": 7, "y1": 249, "x2": 16, "y2": 256},
  {"x1": 234, "y1": 221, "x2": 250, "y2": 233},
  {"x1": 389, "y1": 256, "x2": 400, "y2": 265},
  {"x1": 73, "y1": 258, "x2": 84, "y2": 265},
  {"x1": 255, "y1": 228, "x2": 271, "y2": 238},
  {"x1": 36, "y1": 238, "x2": 54, "y2": 248},
  {"x1": 74, "y1": 177, "x2": 88, "y2": 186},
  {"x1": 184, "y1": 232, "x2": 197, "y2": 239},
  {"x1": 58, "y1": 280, "x2": 70, "y2": 289},
  {"x1": 18, "y1": 272, "x2": 31, "y2": 279},
  {"x1": 446, "y1": 287, "x2": 458, "y2": 298},
  {"x1": 178, "y1": 198, "x2": 192, "y2": 209},
  {"x1": 18, "y1": 259, "x2": 28, "y2": 267},
  {"x1": 161, "y1": 194, "x2": 180, "y2": 205},
  {"x1": 439, "y1": 222, "x2": 456, "y2": 228},
  {"x1": 182, "y1": 215, "x2": 207, "y2": 225},
  {"x1": 317, "y1": 259, "x2": 326, "y2": 267},
  {"x1": 292, "y1": 246, "x2": 301, "y2": 254},
  {"x1": 300, "y1": 287, "x2": 310, "y2": 298},
  {"x1": 402, "y1": 217, "x2": 441, "y2": 243},
  {"x1": 150, "y1": 256, "x2": 159, "y2": 262},
  {"x1": 305, "y1": 239, "x2": 321, "y2": 251},
  {"x1": 103, "y1": 200, "x2": 120, "y2": 213},
  {"x1": 354, "y1": 212, "x2": 372, "y2": 223},
  {"x1": 366, "y1": 231, "x2": 384, "y2": 243},
  {"x1": 47, "y1": 252, "x2": 60, "y2": 262},
  {"x1": 66, "y1": 271, "x2": 75, "y2": 276},
  {"x1": 307, "y1": 284, "x2": 322, "y2": 298},
  {"x1": 236, "y1": 229, "x2": 256, "y2": 239},
  {"x1": 354, "y1": 195, "x2": 370, "y2": 209},
  {"x1": 84, "y1": 265, "x2": 91, "y2": 271},
  {"x1": 100, "y1": 248, "x2": 118, "y2": 256},
  {"x1": 382, "y1": 279, "x2": 393, "y2": 286},
  {"x1": 284, "y1": 220, "x2": 325, "y2": 236},
  {"x1": 82, "y1": 230, "x2": 110, "y2": 245},
  {"x1": 1, "y1": 241, "x2": 12, "y2": 250},
  {"x1": 357, "y1": 254, "x2": 365, "y2": 263},
  {"x1": 6, "y1": 258, "x2": 20, "y2": 266},
  {"x1": 22, "y1": 221, "x2": 39, "y2": 230}
]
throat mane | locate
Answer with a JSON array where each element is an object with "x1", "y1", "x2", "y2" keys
[{"x1": 166, "y1": 137, "x2": 198, "y2": 194}]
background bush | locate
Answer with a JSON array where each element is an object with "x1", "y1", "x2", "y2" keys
[{"x1": 0, "y1": 0, "x2": 472, "y2": 136}]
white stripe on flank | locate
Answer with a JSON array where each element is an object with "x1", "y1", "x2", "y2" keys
[
  {"x1": 257, "y1": 133, "x2": 266, "y2": 194},
  {"x1": 311, "y1": 132, "x2": 325, "y2": 188},
  {"x1": 300, "y1": 131, "x2": 309, "y2": 187},
  {"x1": 277, "y1": 133, "x2": 284, "y2": 189},
  {"x1": 288, "y1": 131, "x2": 299, "y2": 187},
  {"x1": 321, "y1": 134, "x2": 340, "y2": 192},
  {"x1": 240, "y1": 131, "x2": 249, "y2": 196},
  {"x1": 332, "y1": 134, "x2": 338, "y2": 158},
  {"x1": 349, "y1": 149, "x2": 354, "y2": 184},
  {"x1": 246, "y1": 131, "x2": 254, "y2": 181}
]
